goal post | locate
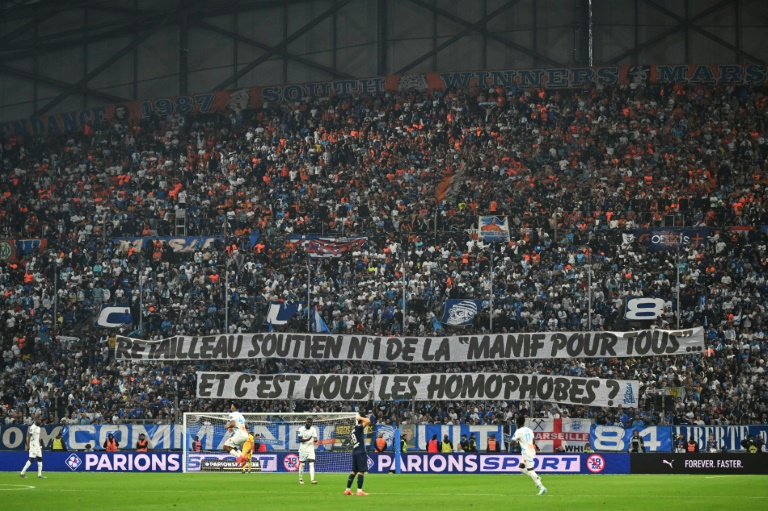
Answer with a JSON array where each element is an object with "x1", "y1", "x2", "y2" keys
[{"x1": 182, "y1": 412, "x2": 359, "y2": 474}]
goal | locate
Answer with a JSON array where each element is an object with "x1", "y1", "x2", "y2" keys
[{"x1": 182, "y1": 412, "x2": 359, "y2": 473}]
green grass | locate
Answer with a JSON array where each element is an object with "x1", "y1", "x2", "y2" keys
[{"x1": 0, "y1": 473, "x2": 766, "y2": 511}]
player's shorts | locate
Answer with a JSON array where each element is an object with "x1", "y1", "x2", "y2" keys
[
  {"x1": 519, "y1": 454, "x2": 535, "y2": 471},
  {"x1": 29, "y1": 446, "x2": 42, "y2": 459},
  {"x1": 299, "y1": 449, "x2": 316, "y2": 462},
  {"x1": 351, "y1": 452, "x2": 368, "y2": 473},
  {"x1": 225, "y1": 429, "x2": 248, "y2": 448}
]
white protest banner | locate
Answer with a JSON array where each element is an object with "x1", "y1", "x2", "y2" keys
[
  {"x1": 117, "y1": 327, "x2": 704, "y2": 363},
  {"x1": 196, "y1": 372, "x2": 639, "y2": 407}
]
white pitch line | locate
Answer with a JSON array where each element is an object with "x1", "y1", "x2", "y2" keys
[
  {"x1": 0, "y1": 484, "x2": 35, "y2": 491},
  {"x1": 27, "y1": 489, "x2": 768, "y2": 499}
]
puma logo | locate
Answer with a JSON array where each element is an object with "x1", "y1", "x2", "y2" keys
[{"x1": 662, "y1": 459, "x2": 674, "y2": 468}]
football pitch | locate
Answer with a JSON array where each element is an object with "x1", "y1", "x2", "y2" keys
[{"x1": 0, "y1": 473, "x2": 766, "y2": 511}]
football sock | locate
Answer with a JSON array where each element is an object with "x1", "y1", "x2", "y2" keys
[
  {"x1": 346, "y1": 473, "x2": 355, "y2": 489},
  {"x1": 357, "y1": 474, "x2": 364, "y2": 490},
  {"x1": 528, "y1": 469, "x2": 543, "y2": 488},
  {"x1": 21, "y1": 461, "x2": 31, "y2": 475},
  {"x1": 38, "y1": 462, "x2": 42, "y2": 476},
  {"x1": 299, "y1": 462, "x2": 304, "y2": 479},
  {"x1": 309, "y1": 462, "x2": 315, "y2": 480}
]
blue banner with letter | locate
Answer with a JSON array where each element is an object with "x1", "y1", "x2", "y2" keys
[
  {"x1": 263, "y1": 302, "x2": 299, "y2": 327},
  {"x1": 96, "y1": 305, "x2": 134, "y2": 328}
]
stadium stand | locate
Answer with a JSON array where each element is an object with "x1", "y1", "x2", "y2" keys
[{"x1": 1, "y1": 80, "x2": 767, "y2": 431}]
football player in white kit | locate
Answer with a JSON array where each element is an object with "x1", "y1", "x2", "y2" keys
[
  {"x1": 20, "y1": 415, "x2": 45, "y2": 478},
  {"x1": 297, "y1": 417, "x2": 319, "y2": 484},
  {"x1": 223, "y1": 403, "x2": 248, "y2": 459},
  {"x1": 512, "y1": 416, "x2": 546, "y2": 495}
]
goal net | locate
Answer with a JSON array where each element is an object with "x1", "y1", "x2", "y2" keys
[{"x1": 183, "y1": 412, "x2": 359, "y2": 474}]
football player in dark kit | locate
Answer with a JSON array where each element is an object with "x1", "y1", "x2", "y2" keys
[{"x1": 344, "y1": 413, "x2": 372, "y2": 496}]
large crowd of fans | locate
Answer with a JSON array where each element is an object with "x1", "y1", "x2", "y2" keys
[{"x1": 1, "y1": 78, "x2": 767, "y2": 434}]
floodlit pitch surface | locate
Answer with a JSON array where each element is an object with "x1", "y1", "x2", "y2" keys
[{"x1": 0, "y1": 473, "x2": 766, "y2": 511}]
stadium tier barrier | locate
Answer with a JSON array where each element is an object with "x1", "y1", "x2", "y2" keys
[{"x1": 1, "y1": 423, "x2": 766, "y2": 453}]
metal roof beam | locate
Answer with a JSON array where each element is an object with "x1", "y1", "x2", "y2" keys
[
  {"x1": 396, "y1": 0, "x2": 526, "y2": 75},
  {"x1": 0, "y1": 0, "x2": 113, "y2": 21},
  {"x1": 212, "y1": 0, "x2": 354, "y2": 91},
  {"x1": 0, "y1": 63, "x2": 129, "y2": 104},
  {"x1": 606, "y1": 0, "x2": 735, "y2": 64},
  {"x1": 195, "y1": 20, "x2": 354, "y2": 80},
  {"x1": 406, "y1": 0, "x2": 565, "y2": 68},
  {"x1": 33, "y1": 14, "x2": 172, "y2": 116},
  {"x1": 641, "y1": 0, "x2": 765, "y2": 64}
]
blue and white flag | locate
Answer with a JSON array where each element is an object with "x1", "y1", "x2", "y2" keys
[
  {"x1": 313, "y1": 309, "x2": 331, "y2": 333},
  {"x1": 479, "y1": 216, "x2": 510, "y2": 242},
  {"x1": 440, "y1": 299, "x2": 484, "y2": 326},
  {"x1": 96, "y1": 305, "x2": 133, "y2": 328},
  {"x1": 264, "y1": 302, "x2": 299, "y2": 327}
]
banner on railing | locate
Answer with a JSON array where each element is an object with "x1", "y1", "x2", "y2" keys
[
  {"x1": 530, "y1": 418, "x2": 592, "y2": 453},
  {"x1": 414, "y1": 425, "x2": 505, "y2": 452},
  {"x1": 113, "y1": 235, "x2": 224, "y2": 254},
  {"x1": 116, "y1": 327, "x2": 705, "y2": 362},
  {"x1": 590, "y1": 425, "x2": 673, "y2": 452},
  {"x1": 590, "y1": 425, "x2": 768, "y2": 453},
  {"x1": 0, "y1": 424, "x2": 181, "y2": 451},
  {"x1": 624, "y1": 228, "x2": 710, "y2": 251},
  {"x1": 4, "y1": 64, "x2": 766, "y2": 138},
  {"x1": 0, "y1": 238, "x2": 47, "y2": 262},
  {"x1": 196, "y1": 372, "x2": 639, "y2": 407},
  {"x1": 672, "y1": 425, "x2": 768, "y2": 453}
]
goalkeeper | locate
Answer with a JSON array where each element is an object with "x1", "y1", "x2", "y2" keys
[{"x1": 239, "y1": 430, "x2": 256, "y2": 474}]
